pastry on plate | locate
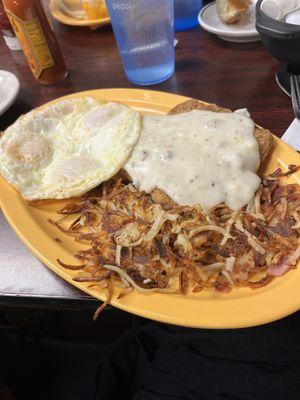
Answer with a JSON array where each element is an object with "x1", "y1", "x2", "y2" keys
[{"x1": 216, "y1": 0, "x2": 251, "y2": 24}]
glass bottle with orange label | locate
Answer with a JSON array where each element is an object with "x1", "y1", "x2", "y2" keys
[
  {"x1": 0, "y1": 0, "x2": 21, "y2": 50},
  {"x1": 3, "y1": 0, "x2": 68, "y2": 85}
]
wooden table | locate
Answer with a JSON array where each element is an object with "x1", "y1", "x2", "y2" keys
[
  {"x1": 0, "y1": 1, "x2": 294, "y2": 136},
  {"x1": 0, "y1": 1, "x2": 296, "y2": 303}
]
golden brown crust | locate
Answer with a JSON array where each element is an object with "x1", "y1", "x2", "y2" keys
[
  {"x1": 216, "y1": 0, "x2": 251, "y2": 24},
  {"x1": 169, "y1": 99, "x2": 231, "y2": 115},
  {"x1": 150, "y1": 188, "x2": 176, "y2": 210},
  {"x1": 228, "y1": 0, "x2": 251, "y2": 10},
  {"x1": 168, "y1": 99, "x2": 273, "y2": 163},
  {"x1": 253, "y1": 127, "x2": 274, "y2": 164}
]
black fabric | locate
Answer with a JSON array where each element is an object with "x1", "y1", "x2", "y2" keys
[{"x1": 88, "y1": 311, "x2": 300, "y2": 400}]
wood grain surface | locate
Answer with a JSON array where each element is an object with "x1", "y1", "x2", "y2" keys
[{"x1": 0, "y1": 0, "x2": 294, "y2": 136}]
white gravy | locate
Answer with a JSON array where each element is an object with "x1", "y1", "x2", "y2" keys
[{"x1": 124, "y1": 109, "x2": 261, "y2": 211}]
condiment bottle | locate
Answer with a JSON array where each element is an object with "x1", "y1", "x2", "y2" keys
[
  {"x1": 0, "y1": 0, "x2": 21, "y2": 50},
  {"x1": 3, "y1": 0, "x2": 68, "y2": 84}
]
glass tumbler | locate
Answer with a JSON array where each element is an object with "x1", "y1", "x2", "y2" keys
[
  {"x1": 174, "y1": 0, "x2": 202, "y2": 31},
  {"x1": 106, "y1": 0, "x2": 174, "y2": 85}
]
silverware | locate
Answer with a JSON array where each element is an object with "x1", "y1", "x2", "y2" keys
[{"x1": 291, "y1": 74, "x2": 300, "y2": 120}]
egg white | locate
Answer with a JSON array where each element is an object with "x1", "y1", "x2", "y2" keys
[{"x1": 0, "y1": 97, "x2": 140, "y2": 200}]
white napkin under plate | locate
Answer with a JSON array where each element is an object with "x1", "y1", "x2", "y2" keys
[
  {"x1": 281, "y1": 118, "x2": 300, "y2": 151},
  {"x1": 0, "y1": 211, "x2": 89, "y2": 299}
]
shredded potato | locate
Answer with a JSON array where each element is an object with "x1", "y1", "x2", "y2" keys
[{"x1": 50, "y1": 165, "x2": 300, "y2": 297}]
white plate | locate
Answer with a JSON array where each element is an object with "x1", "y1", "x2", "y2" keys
[
  {"x1": 0, "y1": 70, "x2": 20, "y2": 116},
  {"x1": 198, "y1": 1, "x2": 261, "y2": 43}
]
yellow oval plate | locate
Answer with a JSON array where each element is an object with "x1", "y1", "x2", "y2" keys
[
  {"x1": 49, "y1": 0, "x2": 110, "y2": 27},
  {"x1": 1, "y1": 88, "x2": 300, "y2": 328}
]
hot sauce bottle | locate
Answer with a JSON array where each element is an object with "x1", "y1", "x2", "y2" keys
[
  {"x1": 3, "y1": 0, "x2": 68, "y2": 84},
  {"x1": 0, "y1": 0, "x2": 21, "y2": 50}
]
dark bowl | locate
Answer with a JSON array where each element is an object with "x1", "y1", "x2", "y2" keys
[{"x1": 256, "y1": 0, "x2": 300, "y2": 73}]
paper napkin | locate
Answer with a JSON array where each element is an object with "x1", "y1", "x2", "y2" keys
[{"x1": 281, "y1": 118, "x2": 300, "y2": 151}]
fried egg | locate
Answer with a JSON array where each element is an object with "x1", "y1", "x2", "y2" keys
[{"x1": 0, "y1": 97, "x2": 140, "y2": 200}]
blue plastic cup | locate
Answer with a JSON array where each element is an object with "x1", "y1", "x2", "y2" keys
[
  {"x1": 174, "y1": 0, "x2": 203, "y2": 31},
  {"x1": 106, "y1": 0, "x2": 174, "y2": 85}
]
